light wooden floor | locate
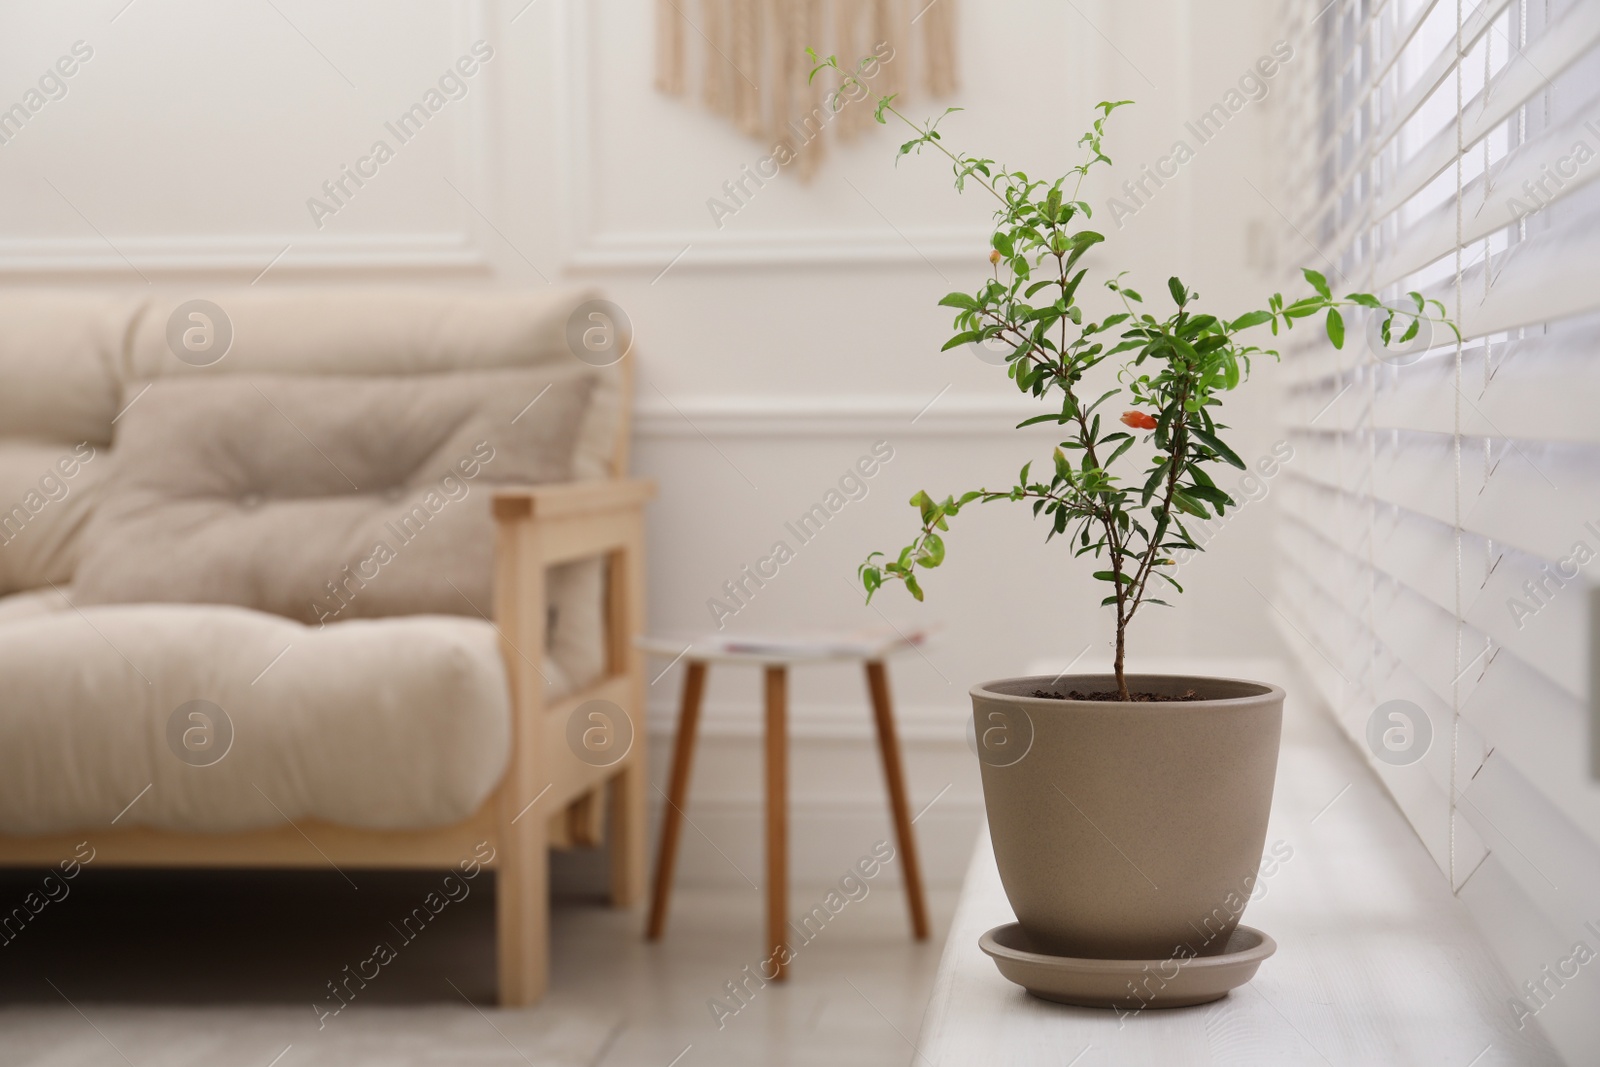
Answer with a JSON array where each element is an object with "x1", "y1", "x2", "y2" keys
[{"x1": 0, "y1": 863, "x2": 957, "y2": 1066}]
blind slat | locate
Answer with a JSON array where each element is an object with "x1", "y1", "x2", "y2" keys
[
  {"x1": 1378, "y1": 88, "x2": 1600, "y2": 285},
  {"x1": 1294, "y1": 0, "x2": 1441, "y2": 194},
  {"x1": 1281, "y1": 497, "x2": 1588, "y2": 698},
  {"x1": 1278, "y1": 6, "x2": 1600, "y2": 1049},
  {"x1": 1283, "y1": 330, "x2": 1600, "y2": 444},
  {"x1": 1371, "y1": 0, "x2": 1600, "y2": 233},
  {"x1": 1279, "y1": 521, "x2": 1600, "y2": 862},
  {"x1": 1423, "y1": 217, "x2": 1600, "y2": 338},
  {"x1": 1282, "y1": 432, "x2": 1594, "y2": 577},
  {"x1": 1298, "y1": 0, "x2": 1513, "y2": 230},
  {"x1": 1273, "y1": 569, "x2": 1490, "y2": 873}
]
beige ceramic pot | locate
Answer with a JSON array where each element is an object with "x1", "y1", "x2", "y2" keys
[{"x1": 971, "y1": 673, "x2": 1283, "y2": 960}]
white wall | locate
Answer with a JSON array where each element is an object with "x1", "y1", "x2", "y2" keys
[{"x1": 0, "y1": 0, "x2": 1298, "y2": 886}]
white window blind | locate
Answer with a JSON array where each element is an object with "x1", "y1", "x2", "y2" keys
[{"x1": 1276, "y1": 0, "x2": 1600, "y2": 1057}]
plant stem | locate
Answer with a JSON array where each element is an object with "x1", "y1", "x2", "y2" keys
[
  {"x1": 882, "y1": 103, "x2": 1011, "y2": 208},
  {"x1": 1114, "y1": 616, "x2": 1129, "y2": 701}
]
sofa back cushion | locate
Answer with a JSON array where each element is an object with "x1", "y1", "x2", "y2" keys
[
  {"x1": 124, "y1": 287, "x2": 625, "y2": 483},
  {"x1": 0, "y1": 286, "x2": 625, "y2": 599},
  {"x1": 71, "y1": 368, "x2": 595, "y2": 625},
  {"x1": 0, "y1": 292, "x2": 142, "y2": 594},
  {"x1": 0, "y1": 291, "x2": 133, "y2": 447}
]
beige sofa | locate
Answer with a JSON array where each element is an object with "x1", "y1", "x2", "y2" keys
[{"x1": 0, "y1": 287, "x2": 651, "y2": 1006}]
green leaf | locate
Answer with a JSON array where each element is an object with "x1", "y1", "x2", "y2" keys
[
  {"x1": 1172, "y1": 490, "x2": 1211, "y2": 519},
  {"x1": 1063, "y1": 231, "x2": 1105, "y2": 273},
  {"x1": 1141, "y1": 461, "x2": 1168, "y2": 506},
  {"x1": 917, "y1": 532, "x2": 945, "y2": 568},
  {"x1": 1228, "y1": 310, "x2": 1273, "y2": 331},
  {"x1": 938, "y1": 292, "x2": 979, "y2": 311},
  {"x1": 1325, "y1": 307, "x2": 1345, "y2": 349},
  {"x1": 1301, "y1": 268, "x2": 1331, "y2": 299},
  {"x1": 861, "y1": 567, "x2": 881, "y2": 594},
  {"x1": 1083, "y1": 388, "x2": 1120, "y2": 418},
  {"x1": 1185, "y1": 483, "x2": 1235, "y2": 509},
  {"x1": 1189, "y1": 425, "x2": 1245, "y2": 468},
  {"x1": 1168, "y1": 277, "x2": 1187, "y2": 306},
  {"x1": 904, "y1": 573, "x2": 924, "y2": 602}
]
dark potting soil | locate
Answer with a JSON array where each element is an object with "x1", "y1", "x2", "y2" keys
[{"x1": 1031, "y1": 688, "x2": 1203, "y2": 702}]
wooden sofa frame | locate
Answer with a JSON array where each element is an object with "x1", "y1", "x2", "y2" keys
[{"x1": 0, "y1": 372, "x2": 653, "y2": 1008}]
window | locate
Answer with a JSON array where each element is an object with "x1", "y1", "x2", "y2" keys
[{"x1": 1277, "y1": 0, "x2": 1600, "y2": 1056}]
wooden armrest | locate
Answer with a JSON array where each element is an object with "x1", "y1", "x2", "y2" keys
[{"x1": 492, "y1": 479, "x2": 656, "y2": 522}]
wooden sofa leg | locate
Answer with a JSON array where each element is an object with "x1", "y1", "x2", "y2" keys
[
  {"x1": 608, "y1": 756, "x2": 647, "y2": 907},
  {"x1": 497, "y1": 816, "x2": 550, "y2": 1006}
]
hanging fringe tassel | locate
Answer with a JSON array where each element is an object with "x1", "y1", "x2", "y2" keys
[
  {"x1": 731, "y1": 0, "x2": 763, "y2": 136},
  {"x1": 921, "y1": 0, "x2": 957, "y2": 96},
  {"x1": 871, "y1": 0, "x2": 896, "y2": 85},
  {"x1": 662, "y1": 0, "x2": 957, "y2": 177},
  {"x1": 702, "y1": 0, "x2": 730, "y2": 115},
  {"x1": 655, "y1": 0, "x2": 688, "y2": 94},
  {"x1": 833, "y1": 0, "x2": 867, "y2": 141},
  {"x1": 798, "y1": 0, "x2": 827, "y2": 176},
  {"x1": 770, "y1": 0, "x2": 797, "y2": 164}
]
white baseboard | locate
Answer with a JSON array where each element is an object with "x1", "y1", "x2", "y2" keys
[
  {"x1": 552, "y1": 791, "x2": 984, "y2": 894},
  {"x1": 547, "y1": 709, "x2": 987, "y2": 892},
  {"x1": 633, "y1": 395, "x2": 1055, "y2": 439}
]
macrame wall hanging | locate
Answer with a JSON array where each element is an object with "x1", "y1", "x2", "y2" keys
[{"x1": 654, "y1": 0, "x2": 959, "y2": 179}]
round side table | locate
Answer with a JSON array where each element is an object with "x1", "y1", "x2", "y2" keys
[{"x1": 639, "y1": 636, "x2": 931, "y2": 979}]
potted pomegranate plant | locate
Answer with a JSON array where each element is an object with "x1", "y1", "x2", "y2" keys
[{"x1": 813, "y1": 54, "x2": 1455, "y2": 1003}]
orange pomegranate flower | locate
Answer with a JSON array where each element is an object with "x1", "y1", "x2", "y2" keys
[{"x1": 1121, "y1": 410, "x2": 1158, "y2": 430}]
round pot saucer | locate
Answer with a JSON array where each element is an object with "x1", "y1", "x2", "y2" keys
[{"x1": 979, "y1": 922, "x2": 1277, "y2": 1009}]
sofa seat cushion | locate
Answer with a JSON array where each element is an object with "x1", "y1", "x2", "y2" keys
[
  {"x1": 71, "y1": 368, "x2": 595, "y2": 626},
  {"x1": 0, "y1": 600, "x2": 517, "y2": 835}
]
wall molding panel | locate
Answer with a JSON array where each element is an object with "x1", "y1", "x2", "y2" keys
[
  {"x1": 567, "y1": 226, "x2": 995, "y2": 272},
  {"x1": 634, "y1": 395, "x2": 1061, "y2": 438},
  {"x1": 0, "y1": 1, "x2": 498, "y2": 277},
  {"x1": 0, "y1": 233, "x2": 489, "y2": 276},
  {"x1": 554, "y1": 0, "x2": 991, "y2": 272}
]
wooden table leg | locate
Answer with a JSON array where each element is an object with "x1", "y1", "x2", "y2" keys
[
  {"x1": 865, "y1": 659, "x2": 930, "y2": 941},
  {"x1": 645, "y1": 661, "x2": 708, "y2": 940},
  {"x1": 764, "y1": 664, "x2": 789, "y2": 980}
]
